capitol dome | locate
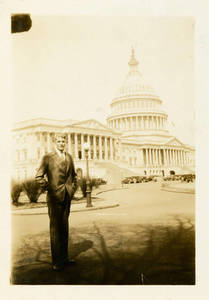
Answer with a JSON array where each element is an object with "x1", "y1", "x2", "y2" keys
[
  {"x1": 114, "y1": 49, "x2": 160, "y2": 101},
  {"x1": 107, "y1": 49, "x2": 169, "y2": 137}
]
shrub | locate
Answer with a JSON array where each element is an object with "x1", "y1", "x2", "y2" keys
[
  {"x1": 79, "y1": 177, "x2": 105, "y2": 197},
  {"x1": 22, "y1": 178, "x2": 44, "y2": 203},
  {"x1": 11, "y1": 180, "x2": 22, "y2": 205}
]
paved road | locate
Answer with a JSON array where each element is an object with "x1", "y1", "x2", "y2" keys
[
  {"x1": 11, "y1": 182, "x2": 195, "y2": 285},
  {"x1": 12, "y1": 182, "x2": 194, "y2": 241}
]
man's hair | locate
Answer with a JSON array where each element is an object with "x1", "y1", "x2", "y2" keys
[{"x1": 54, "y1": 133, "x2": 67, "y2": 142}]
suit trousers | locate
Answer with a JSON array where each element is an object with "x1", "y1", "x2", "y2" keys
[{"x1": 47, "y1": 192, "x2": 71, "y2": 267}]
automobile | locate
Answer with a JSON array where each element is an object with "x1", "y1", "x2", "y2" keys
[
  {"x1": 180, "y1": 174, "x2": 194, "y2": 182},
  {"x1": 121, "y1": 177, "x2": 131, "y2": 184}
]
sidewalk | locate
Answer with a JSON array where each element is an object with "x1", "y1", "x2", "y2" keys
[
  {"x1": 161, "y1": 182, "x2": 195, "y2": 194},
  {"x1": 12, "y1": 184, "x2": 126, "y2": 215},
  {"x1": 12, "y1": 198, "x2": 119, "y2": 215}
]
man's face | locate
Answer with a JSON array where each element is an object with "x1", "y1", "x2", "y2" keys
[{"x1": 55, "y1": 137, "x2": 66, "y2": 152}]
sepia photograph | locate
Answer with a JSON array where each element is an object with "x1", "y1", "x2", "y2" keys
[{"x1": 10, "y1": 14, "x2": 195, "y2": 285}]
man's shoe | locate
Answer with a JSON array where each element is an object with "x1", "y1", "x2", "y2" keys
[
  {"x1": 52, "y1": 264, "x2": 63, "y2": 271},
  {"x1": 63, "y1": 259, "x2": 76, "y2": 266}
]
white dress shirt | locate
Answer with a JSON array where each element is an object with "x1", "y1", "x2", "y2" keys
[{"x1": 55, "y1": 147, "x2": 66, "y2": 160}]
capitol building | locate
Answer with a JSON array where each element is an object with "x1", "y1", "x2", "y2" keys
[{"x1": 12, "y1": 50, "x2": 195, "y2": 183}]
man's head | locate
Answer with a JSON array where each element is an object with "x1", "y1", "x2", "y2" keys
[{"x1": 54, "y1": 133, "x2": 66, "y2": 152}]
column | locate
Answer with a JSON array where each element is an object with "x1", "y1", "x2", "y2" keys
[
  {"x1": 168, "y1": 149, "x2": 171, "y2": 165},
  {"x1": 129, "y1": 117, "x2": 133, "y2": 129},
  {"x1": 93, "y1": 135, "x2": 97, "y2": 159},
  {"x1": 74, "y1": 133, "x2": 78, "y2": 159},
  {"x1": 136, "y1": 116, "x2": 139, "y2": 129},
  {"x1": 141, "y1": 116, "x2": 144, "y2": 130},
  {"x1": 87, "y1": 134, "x2": 90, "y2": 159},
  {"x1": 46, "y1": 132, "x2": 51, "y2": 153},
  {"x1": 99, "y1": 136, "x2": 102, "y2": 160},
  {"x1": 177, "y1": 150, "x2": 180, "y2": 166},
  {"x1": 181, "y1": 150, "x2": 183, "y2": 165},
  {"x1": 185, "y1": 152, "x2": 188, "y2": 165},
  {"x1": 149, "y1": 148, "x2": 152, "y2": 166},
  {"x1": 40, "y1": 132, "x2": 45, "y2": 156},
  {"x1": 166, "y1": 149, "x2": 169, "y2": 166},
  {"x1": 159, "y1": 149, "x2": 162, "y2": 166},
  {"x1": 176, "y1": 149, "x2": 179, "y2": 165},
  {"x1": 163, "y1": 149, "x2": 166, "y2": 166},
  {"x1": 152, "y1": 149, "x2": 155, "y2": 165},
  {"x1": 175, "y1": 149, "x2": 177, "y2": 165},
  {"x1": 171, "y1": 149, "x2": 174, "y2": 164},
  {"x1": 166, "y1": 149, "x2": 169, "y2": 165},
  {"x1": 154, "y1": 149, "x2": 157, "y2": 165},
  {"x1": 68, "y1": 133, "x2": 72, "y2": 154},
  {"x1": 174, "y1": 150, "x2": 177, "y2": 165},
  {"x1": 155, "y1": 149, "x2": 158, "y2": 166},
  {"x1": 145, "y1": 149, "x2": 149, "y2": 166},
  {"x1": 184, "y1": 151, "x2": 187, "y2": 165},
  {"x1": 110, "y1": 137, "x2": 113, "y2": 160},
  {"x1": 156, "y1": 149, "x2": 159, "y2": 165},
  {"x1": 178, "y1": 150, "x2": 181, "y2": 165},
  {"x1": 117, "y1": 139, "x2": 122, "y2": 161},
  {"x1": 104, "y1": 136, "x2": 108, "y2": 160},
  {"x1": 82, "y1": 134, "x2": 85, "y2": 159},
  {"x1": 179, "y1": 150, "x2": 181, "y2": 165}
]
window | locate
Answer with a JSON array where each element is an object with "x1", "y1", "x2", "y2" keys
[{"x1": 23, "y1": 149, "x2": 27, "y2": 160}]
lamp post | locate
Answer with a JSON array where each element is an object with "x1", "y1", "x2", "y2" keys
[{"x1": 83, "y1": 142, "x2": 93, "y2": 207}]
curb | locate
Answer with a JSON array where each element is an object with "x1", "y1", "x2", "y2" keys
[
  {"x1": 72, "y1": 203, "x2": 120, "y2": 213},
  {"x1": 12, "y1": 203, "x2": 120, "y2": 216},
  {"x1": 95, "y1": 187, "x2": 128, "y2": 195},
  {"x1": 161, "y1": 184, "x2": 195, "y2": 194}
]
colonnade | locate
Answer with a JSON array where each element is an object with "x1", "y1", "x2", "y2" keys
[
  {"x1": 35, "y1": 131, "x2": 116, "y2": 161},
  {"x1": 143, "y1": 148, "x2": 190, "y2": 166},
  {"x1": 111, "y1": 99, "x2": 161, "y2": 114},
  {"x1": 109, "y1": 115, "x2": 167, "y2": 131}
]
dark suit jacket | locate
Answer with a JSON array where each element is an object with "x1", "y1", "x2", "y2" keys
[{"x1": 35, "y1": 151, "x2": 77, "y2": 202}]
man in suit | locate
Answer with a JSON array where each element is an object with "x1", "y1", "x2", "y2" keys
[{"x1": 35, "y1": 133, "x2": 77, "y2": 271}]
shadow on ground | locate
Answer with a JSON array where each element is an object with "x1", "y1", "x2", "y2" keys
[{"x1": 11, "y1": 217, "x2": 195, "y2": 285}]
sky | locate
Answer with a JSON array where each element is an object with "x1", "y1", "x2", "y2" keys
[{"x1": 12, "y1": 15, "x2": 195, "y2": 146}]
